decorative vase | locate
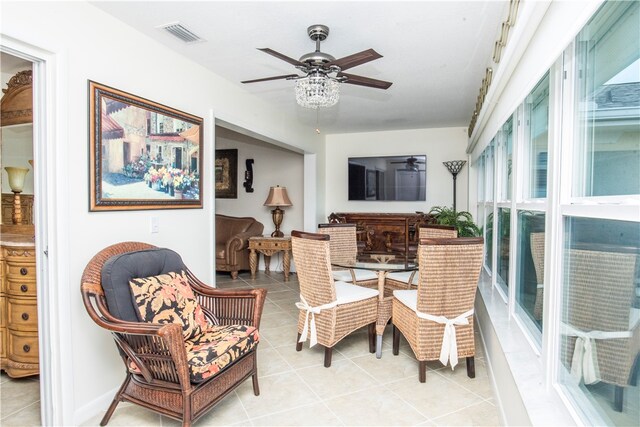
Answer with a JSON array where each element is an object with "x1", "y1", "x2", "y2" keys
[
  {"x1": 152, "y1": 181, "x2": 160, "y2": 191},
  {"x1": 174, "y1": 189, "x2": 183, "y2": 199},
  {"x1": 169, "y1": 185, "x2": 175, "y2": 196}
]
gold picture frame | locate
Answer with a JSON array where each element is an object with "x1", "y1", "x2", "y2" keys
[
  {"x1": 215, "y1": 149, "x2": 238, "y2": 199},
  {"x1": 89, "y1": 81, "x2": 203, "y2": 211}
]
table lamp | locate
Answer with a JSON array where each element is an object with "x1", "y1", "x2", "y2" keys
[
  {"x1": 263, "y1": 185, "x2": 292, "y2": 237},
  {"x1": 5, "y1": 166, "x2": 29, "y2": 224}
]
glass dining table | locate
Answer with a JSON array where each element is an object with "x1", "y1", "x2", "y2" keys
[{"x1": 332, "y1": 254, "x2": 417, "y2": 358}]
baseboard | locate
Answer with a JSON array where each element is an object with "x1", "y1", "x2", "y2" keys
[{"x1": 73, "y1": 385, "x2": 118, "y2": 426}]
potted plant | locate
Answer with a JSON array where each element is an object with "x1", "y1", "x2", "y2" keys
[{"x1": 428, "y1": 206, "x2": 481, "y2": 237}]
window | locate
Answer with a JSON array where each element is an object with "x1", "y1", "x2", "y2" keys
[
  {"x1": 515, "y1": 211, "x2": 545, "y2": 333},
  {"x1": 514, "y1": 73, "x2": 550, "y2": 342},
  {"x1": 526, "y1": 73, "x2": 549, "y2": 199},
  {"x1": 558, "y1": 3, "x2": 640, "y2": 423},
  {"x1": 496, "y1": 208, "x2": 511, "y2": 289},
  {"x1": 558, "y1": 217, "x2": 639, "y2": 425},
  {"x1": 573, "y1": 1, "x2": 640, "y2": 198},
  {"x1": 500, "y1": 117, "x2": 514, "y2": 201},
  {"x1": 484, "y1": 142, "x2": 495, "y2": 272},
  {"x1": 472, "y1": 1, "x2": 639, "y2": 424}
]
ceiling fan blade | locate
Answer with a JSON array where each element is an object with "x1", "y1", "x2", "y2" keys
[
  {"x1": 328, "y1": 49, "x2": 382, "y2": 71},
  {"x1": 258, "y1": 48, "x2": 305, "y2": 67},
  {"x1": 241, "y1": 74, "x2": 299, "y2": 84},
  {"x1": 339, "y1": 72, "x2": 393, "y2": 90}
]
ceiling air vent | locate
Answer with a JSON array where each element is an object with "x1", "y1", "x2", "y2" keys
[{"x1": 158, "y1": 22, "x2": 205, "y2": 43}]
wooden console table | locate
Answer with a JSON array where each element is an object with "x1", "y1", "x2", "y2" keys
[
  {"x1": 248, "y1": 236, "x2": 292, "y2": 281},
  {"x1": 328, "y1": 212, "x2": 434, "y2": 257}
]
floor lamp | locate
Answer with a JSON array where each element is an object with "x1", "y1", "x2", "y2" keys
[{"x1": 443, "y1": 160, "x2": 466, "y2": 212}]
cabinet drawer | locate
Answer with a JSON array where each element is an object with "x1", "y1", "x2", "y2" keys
[
  {"x1": 0, "y1": 328, "x2": 6, "y2": 359},
  {"x1": 6, "y1": 279, "x2": 36, "y2": 297},
  {"x1": 8, "y1": 330, "x2": 38, "y2": 363},
  {"x1": 5, "y1": 262, "x2": 36, "y2": 280},
  {"x1": 7, "y1": 298, "x2": 38, "y2": 330}
]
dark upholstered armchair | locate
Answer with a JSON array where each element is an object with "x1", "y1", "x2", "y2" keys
[
  {"x1": 215, "y1": 214, "x2": 264, "y2": 279},
  {"x1": 81, "y1": 242, "x2": 266, "y2": 427}
]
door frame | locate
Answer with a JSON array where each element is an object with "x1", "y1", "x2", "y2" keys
[{"x1": 1, "y1": 36, "x2": 72, "y2": 425}]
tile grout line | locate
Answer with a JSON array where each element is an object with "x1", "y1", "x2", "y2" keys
[{"x1": 0, "y1": 399, "x2": 41, "y2": 423}]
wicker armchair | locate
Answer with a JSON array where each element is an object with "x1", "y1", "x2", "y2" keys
[
  {"x1": 80, "y1": 242, "x2": 266, "y2": 427},
  {"x1": 562, "y1": 247, "x2": 639, "y2": 412},
  {"x1": 392, "y1": 237, "x2": 484, "y2": 382},
  {"x1": 530, "y1": 232, "x2": 545, "y2": 321},
  {"x1": 291, "y1": 230, "x2": 379, "y2": 367},
  {"x1": 317, "y1": 223, "x2": 378, "y2": 285},
  {"x1": 387, "y1": 225, "x2": 458, "y2": 289}
]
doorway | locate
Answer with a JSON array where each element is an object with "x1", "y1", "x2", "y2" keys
[{"x1": 0, "y1": 52, "x2": 41, "y2": 425}]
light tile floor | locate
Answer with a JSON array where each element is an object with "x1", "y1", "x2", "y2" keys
[{"x1": 1, "y1": 271, "x2": 502, "y2": 426}]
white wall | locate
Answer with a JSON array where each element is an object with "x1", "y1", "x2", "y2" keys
[
  {"x1": 1, "y1": 58, "x2": 34, "y2": 195},
  {"x1": 215, "y1": 126, "x2": 304, "y2": 271},
  {"x1": 325, "y1": 127, "x2": 470, "y2": 218},
  {"x1": 1, "y1": 2, "x2": 322, "y2": 424}
]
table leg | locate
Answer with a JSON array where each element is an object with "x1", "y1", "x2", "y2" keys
[
  {"x1": 264, "y1": 254, "x2": 271, "y2": 274},
  {"x1": 249, "y1": 249, "x2": 257, "y2": 280},
  {"x1": 283, "y1": 250, "x2": 291, "y2": 281},
  {"x1": 375, "y1": 270, "x2": 388, "y2": 359}
]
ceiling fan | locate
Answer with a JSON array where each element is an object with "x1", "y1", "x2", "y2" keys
[
  {"x1": 391, "y1": 156, "x2": 425, "y2": 170},
  {"x1": 241, "y1": 24, "x2": 392, "y2": 107}
]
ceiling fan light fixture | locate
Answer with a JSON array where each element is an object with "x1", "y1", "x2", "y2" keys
[{"x1": 295, "y1": 74, "x2": 340, "y2": 109}]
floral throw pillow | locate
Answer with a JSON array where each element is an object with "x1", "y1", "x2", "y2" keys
[{"x1": 129, "y1": 271, "x2": 208, "y2": 340}]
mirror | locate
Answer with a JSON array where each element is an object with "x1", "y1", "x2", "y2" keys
[{"x1": 348, "y1": 155, "x2": 426, "y2": 201}]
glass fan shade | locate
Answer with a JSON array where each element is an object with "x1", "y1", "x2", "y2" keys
[
  {"x1": 4, "y1": 167, "x2": 29, "y2": 192},
  {"x1": 295, "y1": 74, "x2": 340, "y2": 108}
]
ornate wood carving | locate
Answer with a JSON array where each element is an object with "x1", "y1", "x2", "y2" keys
[
  {"x1": 1, "y1": 70, "x2": 33, "y2": 126},
  {"x1": 1, "y1": 193, "x2": 33, "y2": 225},
  {"x1": 328, "y1": 212, "x2": 435, "y2": 257}
]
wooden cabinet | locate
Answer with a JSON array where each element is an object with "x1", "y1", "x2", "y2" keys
[
  {"x1": 0, "y1": 234, "x2": 38, "y2": 378},
  {"x1": 328, "y1": 212, "x2": 434, "y2": 257}
]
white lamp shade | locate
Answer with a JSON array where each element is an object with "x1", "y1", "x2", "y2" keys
[{"x1": 5, "y1": 167, "x2": 29, "y2": 192}]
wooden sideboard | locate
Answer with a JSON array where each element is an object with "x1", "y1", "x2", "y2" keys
[
  {"x1": 328, "y1": 212, "x2": 434, "y2": 257},
  {"x1": 0, "y1": 232, "x2": 38, "y2": 378}
]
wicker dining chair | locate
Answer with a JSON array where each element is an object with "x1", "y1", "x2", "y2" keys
[
  {"x1": 80, "y1": 242, "x2": 266, "y2": 427},
  {"x1": 387, "y1": 225, "x2": 458, "y2": 290},
  {"x1": 317, "y1": 223, "x2": 378, "y2": 285},
  {"x1": 530, "y1": 232, "x2": 545, "y2": 321},
  {"x1": 562, "y1": 247, "x2": 639, "y2": 412},
  {"x1": 291, "y1": 230, "x2": 379, "y2": 367},
  {"x1": 392, "y1": 237, "x2": 484, "y2": 382}
]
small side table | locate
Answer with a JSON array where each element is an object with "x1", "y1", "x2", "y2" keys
[{"x1": 248, "y1": 236, "x2": 292, "y2": 281}]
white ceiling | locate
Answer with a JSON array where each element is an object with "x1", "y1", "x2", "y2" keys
[{"x1": 93, "y1": 1, "x2": 507, "y2": 135}]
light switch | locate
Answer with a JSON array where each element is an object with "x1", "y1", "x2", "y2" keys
[{"x1": 150, "y1": 217, "x2": 159, "y2": 233}]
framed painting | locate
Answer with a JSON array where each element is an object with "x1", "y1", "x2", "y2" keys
[
  {"x1": 89, "y1": 81, "x2": 203, "y2": 211},
  {"x1": 215, "y1": 149, "x2": 238, "y2": 199}
]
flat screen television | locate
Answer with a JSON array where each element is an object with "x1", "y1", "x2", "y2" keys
[{"x1": 348, "y1": 155, "x2": 426, "y2": 201}]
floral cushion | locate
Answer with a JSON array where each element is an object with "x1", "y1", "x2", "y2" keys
[
  {"x1": 186, "y1": 324, "x2": 259, "y2": 383},
  {"x1": 129, "y1": 271, "x2": 209, "y2": 340}
]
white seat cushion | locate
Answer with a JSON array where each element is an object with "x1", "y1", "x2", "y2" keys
[
  {"x1": 387, "y1": 271, "x2": 419, "y2": 285},
  {"x1": 393, "y1": 289, "x2": 418, "y2": 311},
  {"x1": 334, "y1": 281, "x2": 379, "y2": 305},
  {"x1": 332, "y1": 268, "x2": 378, "y2": 282}
]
